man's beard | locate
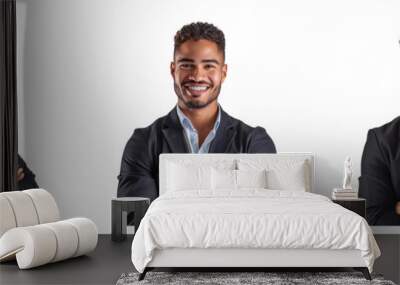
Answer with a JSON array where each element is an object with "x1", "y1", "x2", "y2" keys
[{"x1": 174, "y1": 82, "x2": 221, "y2": 109}]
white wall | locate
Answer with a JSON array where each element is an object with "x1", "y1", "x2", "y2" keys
[{"x1": 17, "y1": 0, "x2": 400, "y2": 233}]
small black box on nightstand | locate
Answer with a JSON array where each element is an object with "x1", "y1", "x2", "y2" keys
[{"x1": 332, "y1": 198, "x2": 366, "y2": 218}]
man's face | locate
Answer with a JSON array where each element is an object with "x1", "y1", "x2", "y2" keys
[{"x1": 171, "y1": 39, "x2": 227, "y2": 109}]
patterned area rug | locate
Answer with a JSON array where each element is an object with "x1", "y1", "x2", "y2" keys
[{"x1": 116, "y1": 271, "x2": 396, "y2": 285}]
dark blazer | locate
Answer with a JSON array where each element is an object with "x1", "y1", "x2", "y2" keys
[
  {"x1": 359, "y1": 116, "x2": 400, "y2": 225},
  {"x1": 117, "y1": 106, "x2": 276, "y2": 200}
]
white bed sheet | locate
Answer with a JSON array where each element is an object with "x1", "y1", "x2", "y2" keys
[{"x1": 131, "y1": 189, "x2": 380, "y2": 273}]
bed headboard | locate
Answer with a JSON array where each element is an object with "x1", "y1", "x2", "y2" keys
[{"x1": 159, "y1": 153, "x2": 315, "y2": 195}]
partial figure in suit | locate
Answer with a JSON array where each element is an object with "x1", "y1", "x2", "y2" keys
[
  {"x1": 17, "y1": 154, "x2": 39, "y2": 190},
  {"x1": 359, "y1": 116, "x2": 400, "y2": 225},
  {"x1": 117, "y1": 22, "x2": 276, "y2": 201}
]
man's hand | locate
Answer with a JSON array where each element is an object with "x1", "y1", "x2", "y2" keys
[
  {"x1": 396, "y1": 201, "x2": 400, "y2": 215},
  {"x1": 17, "y1": 167, "x2": 25, "y2": 182}
]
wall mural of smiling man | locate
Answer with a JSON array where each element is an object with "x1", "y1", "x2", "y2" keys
[{"x1": 117, "y1": 22, "x2": 276, "y2": 200}]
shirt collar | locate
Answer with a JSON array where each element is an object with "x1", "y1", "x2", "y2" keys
[{"x1": 176, "y1": 104, "x2": 221, "y2": 133}]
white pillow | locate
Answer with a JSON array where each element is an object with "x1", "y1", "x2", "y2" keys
[
  {"x1": 211, "y1": 169, "x2": 268, "y2": 190},
  {"x1": 166, "y1": 162, "x2": 211, "y2": 192},
  {"x1": 211, "y1": 168, "x2": 236, "y2": 190},
  {"x1": 236, "y1": 169, "x2": 268, "y2": 189},
  {"x1": 237, "y1": 159, "x2": 310, "y2": 191},
  {"x1": 266, "y1": 166, "x2": 307, "y2": 191}
]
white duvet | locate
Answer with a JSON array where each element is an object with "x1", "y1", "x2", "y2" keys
[{"x1": 131, "y1": 190, "x2": 380, "y2": 273}]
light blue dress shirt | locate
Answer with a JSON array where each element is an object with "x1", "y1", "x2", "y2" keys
[{"x1": 176, "y1": 105, "x2": 221, "y2": 153}]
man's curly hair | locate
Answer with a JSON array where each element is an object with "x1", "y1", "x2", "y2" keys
[{"x1": 174, "y1": 22, "x2": 225, "y2": 61}]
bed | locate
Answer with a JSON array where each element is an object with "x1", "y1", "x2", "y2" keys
[{"x1": 131, "y1": 153, "x2": 380, "y2": 280}]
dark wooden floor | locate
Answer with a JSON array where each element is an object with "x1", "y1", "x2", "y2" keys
[
  {"x1": 0, "y1": 235, "x2": 361, "y2": 285},
  {"x1": 0, "y1": 235, "x2": 134, "y2": 285}
]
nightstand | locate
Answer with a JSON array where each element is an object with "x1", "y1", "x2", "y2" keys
[
  {"x1": 332, "y1": 198, "x2": 366, "y2": 218},
  {"x1": 111, "y1": 197, "x2": 150, "y2": 242}
]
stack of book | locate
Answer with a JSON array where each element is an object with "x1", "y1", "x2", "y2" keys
[{"x1": 332, "y1": 188, "x2": 358, "y2": 200}]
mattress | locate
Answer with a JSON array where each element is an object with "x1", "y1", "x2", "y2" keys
[{"x1": 131, "y1": 189, "x2": 380, "y2": 273}]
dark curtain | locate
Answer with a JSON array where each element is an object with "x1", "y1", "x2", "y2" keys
[{"x1": 0, "y1": 0, "x2": 18, "y2": 192}]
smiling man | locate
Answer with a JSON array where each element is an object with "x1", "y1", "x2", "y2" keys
[{"x1": 117, "y1": 22, "x2": 276, "y2": 200}]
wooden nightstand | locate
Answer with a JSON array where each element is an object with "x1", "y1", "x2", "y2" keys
[{"x1": 332, "y1": 198, "x2": 366, "y2": 218}]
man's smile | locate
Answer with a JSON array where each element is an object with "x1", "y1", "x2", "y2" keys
[{"x1": 183, "y1": 83, "x2": 211, "y2": 96}]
